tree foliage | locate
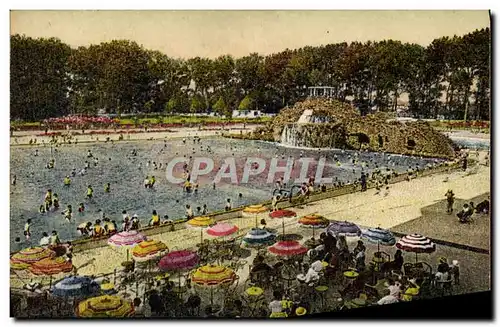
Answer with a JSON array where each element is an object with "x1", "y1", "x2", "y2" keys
[{"x1": 10, "y1": 28, "x2": 490, "y2": 121}]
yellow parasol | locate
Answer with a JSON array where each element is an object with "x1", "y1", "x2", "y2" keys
[
  {"x1": 242, "y1": 205, "x2": 268, "y2": 227},
  {"x1": 10, "y1": 247, "x2": 55, "y2": 269},
  {"x1": 131, "y1": 240, "x2": 168, "y2": 262},
  {"x1": 76, "y1": 295, "x2": 135, "y2": 318},
  {"x1": 191, "y1": 264, "x2": 237, "y2": 307},
  {"x1": 186, "y1": 216, "x2": 215, "y2": 244}
]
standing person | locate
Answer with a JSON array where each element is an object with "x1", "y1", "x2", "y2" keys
[
  {"x1": 272, "y1": 194, "x2": 280, "y2": 211},
  {"x1": 462, "y1": 155, "x2": 468, "y2": 171},
  {"x1": 225, "y1": 199, "x2": 232, "y2": 211},
  {"x1": 24, "y1": 219, "x2": 32, "y2": 241},
  {"x1": 360, "y1": 172, "x2": 367, "y2": 192},
  {"x1": 122, "y1": 217, "x2": 131, "y2": 232},
  {"x1": 62, "y1": 205, "x2": 72, "y2": 221},
  {"x1": 407, "y1": 166, "x2": 414, "y2": 181},
  {"x1": 185, "y1": 205, "x2": 194, "y2": 220},
  {"x1": 201, "y1": 204, "x2": 208, "y2": 215},
  {"x1": 44, "y1": 189, "x2": 53, "y2": 211},
  {"x1": 445, "y1": 190, "x2": 455, "y2": 214},
  {"x1": 64, "y1": 176, "x2": 71, "y2": 187},
  {"x1": 11, "y1": 175, "x2": 16, "y2": 186},
  {"x1": 86, "y1": 185, "x2": 93, "y2": 200},
  {"x1": 78, "y1": 203, "x2": 85, "y2": 213}
]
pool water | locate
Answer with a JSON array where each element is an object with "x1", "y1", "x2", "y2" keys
[{"x1": 10, "y1": 137, "x2": 441, "y2": 250}]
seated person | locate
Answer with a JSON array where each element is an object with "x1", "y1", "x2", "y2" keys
[
  {"x1": 297, "y1": 260, "x2": 323, "y2": 285},
  {"x1": 268, "y1": 291, "x2": 286, "y2": 318},
  {"x1": 250, "y1": 256, "x2": 272, "y2": 283},
  {"x1": 377, "y1": 278, "x2": 401, "y2": 305},
  {"x1": 475, "y1": 198, "x2": 490, "y2": 214},
  {"x1": 381, "y1": 249, "x2": 404, "y2": 273},
  {"x1": 340, "y1": 266, "x2": 375, "y2": 299},
  {"x1": 401, "y1": 278, "x2": 421, "y2": 302},
  {"x1": 457, "y1": 203, "x2": 473, "y2": 223}
]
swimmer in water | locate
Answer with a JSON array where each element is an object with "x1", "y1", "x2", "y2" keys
[
  {"x1": 62, "y1": 205, "x2": 72, "y2": 221},
  {"x1": 39, "y1": 204, "x2": 46, "y2": 214},
  {"x1": 53, "y1": 193, "x2": 60, "y2": 209},
  {"x1": 78, "y1": 202, "x2": 85, "y2": 213},
  {"x1": 86, "y1": 185, "x2": 93, "y2": 200}
]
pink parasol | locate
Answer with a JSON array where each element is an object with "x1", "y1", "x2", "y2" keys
[
  {"x1": 108, "y1": 231, "x2": 147, "y2": 247},
  {"x1": 158, "y1": 250, "x2": 199, "y2": 293},
  {"x1": 158, "y1": 250, "x2": 199, "y2": 271},
  {"x1": 206, "y1": 223, "x2": 239, "y2": 237},
  {"x1": 108, "y1": 231, "x2": 147, "y2": 261},
  {"x1": 268, "y1": 240, "x2": 308, "y2": 257}
]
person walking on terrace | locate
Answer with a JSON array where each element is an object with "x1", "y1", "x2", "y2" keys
[{"x1": 445, "y1": 190, "x2": 455, "y2": 214}]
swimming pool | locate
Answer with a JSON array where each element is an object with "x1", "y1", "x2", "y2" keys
[{"x1": 10, "y1": 137, "x2": 442, "y2": 250}]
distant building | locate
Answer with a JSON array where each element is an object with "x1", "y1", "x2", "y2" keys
[
  {"x1": 307, "y1": 86, "x2": 336, "y2": 99},
  {"x1": 232, "y1": 109, "x2": 263, "y2": 118}
]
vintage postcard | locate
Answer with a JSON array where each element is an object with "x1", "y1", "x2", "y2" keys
[{"x1": 9, "y1": 10, "x2": 491, "y2": 319}]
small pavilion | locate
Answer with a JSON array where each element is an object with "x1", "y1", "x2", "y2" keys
[{"x1": 307, "y1": 86, "x2": 335, "y2": 98}]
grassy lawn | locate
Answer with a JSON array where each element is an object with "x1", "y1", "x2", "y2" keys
[
  {"x1": 11, "y1": 115, "x2": 272, "y2": 129},
  {"x1": 114, "y1": 115, "x2": 271, "y2": 125}
]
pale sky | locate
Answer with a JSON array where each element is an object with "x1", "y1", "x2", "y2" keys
[{"x1": 10, "y1": 10, "x2": 490, "y2": 59}]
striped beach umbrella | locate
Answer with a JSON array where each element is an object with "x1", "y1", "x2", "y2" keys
[
  {"x1": 396, "y1": 233, "x2": 436, "y2": 262},
  {"x1": 269, "y1": 209, "x2": 297, "y2": 237},
  {"x1": 159, "y1": 250, "x2": 199, "y2": 271},
  {"x1": 327, "y1": 221, "x2": 361, "y2": 237},
  {"x1": 131, "y1": 240, "x2": 168, "y2": 262},
  {"x1": 186, "y1": 216, "x2": 215, "y2": 244},
  {"x1": 10, "y1": 247, "x2": 55, "y2": 269},
  {"x1": 298, "y1": 214, "x2": 330, "y2": 240},
  {"x1": 159, "y1": 250, "x2": 199, "y2": 293},
  {"x1": 76, "y1": 295, "x2": 134, "y2": 318},
  {"x1": 242, "y1": 204, "x2": 269, "y2": 227},
  {"x1": 206, "y1": 222, "x2": 239, "y2": 238},
  {"x1": 108, "y1": 231, "x2": 147, "y2": 261},
  {"x1": 361, "y1": 227, "x2": 396, "y2": 252},
  {"x1": 242, "y1": 204, "x2": 268, "y2": 217},
  {"x1": 29, "y1": 256, "x2": 73, "y2": 276},
  {"x1": 29, "y1": 256, "x2": 74, "y2": 288},
  {"x1": 191, "y1": 264, "x2": 237, "y2": 307},
  {"x1": 268, "y1": 240, "x2": 308, "y2": 257},
  {"x1": 242, "y1": 228, "x2": 276, "y2": 248},
  {"x1": 52, "y1": 276, "x2": 100, "y2": 299}
]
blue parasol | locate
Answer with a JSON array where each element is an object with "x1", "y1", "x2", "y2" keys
[
  {"x1": 51, "y1": 276, "x2": 100, "y2": 299},
  {"x1": 326, "y1": 221, "x2": 361, "y2": 237},
  {"x1": 242, "y1": 228, "x2": 277, "y2": 247},
  {"x1": 361, "y1": 227, "x2": 396, "y2": 252}
]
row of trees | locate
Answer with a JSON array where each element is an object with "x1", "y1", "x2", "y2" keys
[{"x1": 11, "y1": 28, "x2": 490, "y2": 121}]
